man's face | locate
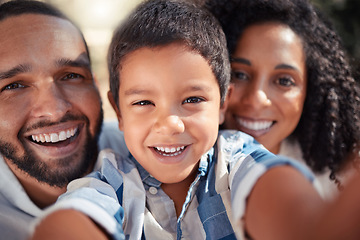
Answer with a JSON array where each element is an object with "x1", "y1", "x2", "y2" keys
[{"x1": 0, "y1": 14, "x2": 103, "y2": 187}]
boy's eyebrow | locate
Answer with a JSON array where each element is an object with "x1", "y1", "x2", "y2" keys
[
  {"x1": 55, "y1": 52, "x2": 91, "y2": 70},
  {"x1": 124, "y1": 88, "x2": 152, "y2": 96},
  {"x1": 230, "y1": 57, "x2": 251, "y2": 66},
  {"x1": 0, "y1": 64, "x2": 32, "y2": 80},
  {"x1": 124, "y1": 84, "x2": 213, "y2": 96},
  {"x1": 185, "y1": 84, "x2": 213, "y2": 92}
]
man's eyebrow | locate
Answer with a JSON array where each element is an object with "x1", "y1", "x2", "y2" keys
[
  {"x1": 275, "y1": 63, "x2": 300, "y2": 72},
  {"x1": 56, "y1": 52, "x2": 91, "y2": 70},
  {"x1": 0, "y1": 64, "x2": 32, "y2": 80}
]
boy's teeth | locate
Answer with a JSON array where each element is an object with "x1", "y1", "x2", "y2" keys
[
  {"x1": 156, "y1": 146, "x2": 184, "y2": 153},
  {"x1": 31, "y1": 127, "x2": 78, "y2": 143},
  {"x1": 155, "y1": 146, "x2": 185, "y2": 156}
]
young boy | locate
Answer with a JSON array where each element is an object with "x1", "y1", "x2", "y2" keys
[{"x1": 32, "y1": 0, "x2": 323, "y2": 239}]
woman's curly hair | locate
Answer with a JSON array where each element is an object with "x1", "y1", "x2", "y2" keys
[{"x1": 206, "y1": 0, "x2": 360, "y2": 179}]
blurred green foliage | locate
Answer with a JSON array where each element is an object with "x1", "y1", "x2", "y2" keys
[{"x1": 312, "y1": 0, "x2": 360, "y2": 78}]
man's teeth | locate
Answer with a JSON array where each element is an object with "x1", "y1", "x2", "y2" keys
[
  {"x1": 155, "y1": 146, "x2": 185, "y2": 156},
  {"x1": 237, "y1": 118, "x2": 273, "y2": 131},
  {"x1": 31, "y1": 127, "x2": 77, "y2": 143}
]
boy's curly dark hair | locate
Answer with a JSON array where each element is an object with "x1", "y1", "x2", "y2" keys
[{"x1": 206, "y1": 0, "x2": 360, "y2": 179}]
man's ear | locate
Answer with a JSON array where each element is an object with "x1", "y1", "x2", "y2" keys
[
  {"x1": 108, "y1": 91, "x2": 124, "y2": 131},
  {"x1": 219, "y1": 85, "x2": 233, "y2": 124}
]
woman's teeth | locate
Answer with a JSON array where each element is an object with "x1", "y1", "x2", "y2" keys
[{"x1": 237, "y1": 118, "x2": 273, "y2": 131}]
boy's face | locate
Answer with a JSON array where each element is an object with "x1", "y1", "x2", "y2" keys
[{"x1": 112, "y1": 43, "x2": 225, "y2": 184}]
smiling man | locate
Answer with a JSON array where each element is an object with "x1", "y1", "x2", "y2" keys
[{"x1": 0, "y1": 1, "x2": 127, "y2": 239}]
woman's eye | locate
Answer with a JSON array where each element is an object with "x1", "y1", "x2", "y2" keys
[
  {"x1": 183, "y1": 97, "x2": 204, "y2": 104},
  {"x1": 133, "y1": 100, "x2": 153, "y2": 106},
  {"x1": 276, "y1": 76, "x2": 295, "y2": 87},
  {"x1": 231, "y1": 71, "x2": 249, "y2": 82},
  {"x1": 2, "y1": 82, "x2": 25, "y2": 91}
]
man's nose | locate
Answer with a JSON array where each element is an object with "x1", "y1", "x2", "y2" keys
[{"x1": 30, "y1": 83, "x2": 72, "y2": 120}]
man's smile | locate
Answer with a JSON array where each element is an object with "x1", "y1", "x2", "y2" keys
[{"x1": 30, "y1": 126, "x2": 78, "y2": 144}]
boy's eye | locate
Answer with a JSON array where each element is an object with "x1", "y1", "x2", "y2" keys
[
  {"x1": 1, "y1": 82, "x2": 26, "y2": 91},
  {"x1": 133, "y1": 100, "x2": 154, "y2": 106},
  {"x1": 276, "y1": 76, "x2": 295, "y2": 87},
  {"x1": 183, "y1": 96, "x2": 204, "y2": 104},
  {"x1": 231, "y1": 70, "x2": 249, "y2": 82},
  {"x1": 61, "y1": 73, "x2": 84, "y2": 81}
]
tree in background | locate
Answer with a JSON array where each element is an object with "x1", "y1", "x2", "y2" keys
[{"x1": 313, "y1": 0, "x2": 360, "y2": 79}]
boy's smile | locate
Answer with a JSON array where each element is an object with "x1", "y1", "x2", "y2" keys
[{"x1": 112, "y1": 43, "x2": 225, "y2": 184}]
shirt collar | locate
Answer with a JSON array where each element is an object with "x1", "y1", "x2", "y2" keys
[{"x1": 129, "y1": 147, "x2": 215, "y2": 189}]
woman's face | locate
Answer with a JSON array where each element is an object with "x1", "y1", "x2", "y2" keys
[{"x1": 223, "y1": 22, "x2": 307, "y2": 153}]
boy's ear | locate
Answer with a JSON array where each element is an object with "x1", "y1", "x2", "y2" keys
[
  {"x1": 219, "y1": 85, "x2": 233, "y2": 124},
  {"x1": 107, "y1": 91, "x2": 124, "y2": 131}
]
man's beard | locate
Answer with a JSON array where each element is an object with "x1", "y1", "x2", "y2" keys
[{"x1": 0, "y1": 111, "x2": 103, "y2": 188}]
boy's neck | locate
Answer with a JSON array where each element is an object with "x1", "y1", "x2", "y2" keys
[{"x1": 161, "y1": 168, "x2": 198, "y2": 218}]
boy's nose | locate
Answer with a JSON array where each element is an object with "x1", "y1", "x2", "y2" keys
[
  {"x1": 153, "y1": 114, "x2": 185, "y2": 135},
  {"x1": 30, "y1": 84, "x2": 72, "y2": 120}
]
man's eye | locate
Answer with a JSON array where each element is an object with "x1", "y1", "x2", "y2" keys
[
  {"x1": 183, "y1": 97, "x2": 204, "y2": 104},
  {"x1": 62, "y1": 73, "x2": 84, "y2": 81},
  {"x1": 133, "y1": 100, "x2": 154, "y2": 106},
  {"x1": 231, "y1": 71, "x2": 249, "y2": 82},
  {"x1": 2, "y1": 82, "x2": 25, "y2": 91},
  {"x1": 276, "y1": 76, "x2": 295, "y2": 87}
]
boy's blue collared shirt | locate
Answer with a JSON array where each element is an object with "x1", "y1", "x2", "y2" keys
[{"x1": 34, "y1": 130, "x2": 317, "y2": 240}]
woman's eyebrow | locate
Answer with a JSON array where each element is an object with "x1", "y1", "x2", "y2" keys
[
  {"x1": 230, "y1": 57, "x2": 251, "y2": 66},
  {"x1": 275, "y1": 63, "x2": 300, "y2": 72}
]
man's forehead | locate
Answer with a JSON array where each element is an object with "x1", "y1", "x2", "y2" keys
[
  {"x1": 0, "y1": 13, "x2": 82, "y2": 43},
  {"x1": 0, "y1": 13, "x2": 88, "y2": 70}
]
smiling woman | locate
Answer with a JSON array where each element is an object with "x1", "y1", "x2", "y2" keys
[
  {"x1": 207, "y1": 0, "x2": 360, "y2": 200},
  {"x1": 225, "y1": 22, "x2": 307, "y2": 154}
]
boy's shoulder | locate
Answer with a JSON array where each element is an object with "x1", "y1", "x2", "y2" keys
[{"x1": 217, "y1": 130, "x2": 268, "y2": 156}]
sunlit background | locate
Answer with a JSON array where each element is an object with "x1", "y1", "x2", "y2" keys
[{"x1": 1, "y1": 0, "x2": 359, "y2": 119}]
